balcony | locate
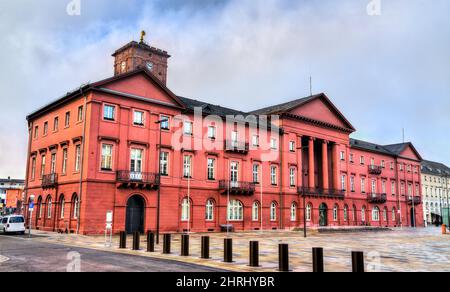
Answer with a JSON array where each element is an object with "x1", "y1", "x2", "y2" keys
[
  {"x1": 407, "y1": 196, "x2": 422, "y2": 205},
  {"x1": 367, "y1": 193, "x2": 387, "y2": 204},
  {"x1": 368, "y1": 165, "x2": 382, "y2": 175},
  {"x1": 297, "y1": 187, "x2": 345, "y2": 200},
  {"x1": 224, "y1": 141, "x2": 249, "y2": 155},
  {"x1": 42, "y1": 173, "x2": 58, "y2": 189},
  {"x1": 116, "y1": 171, "x2": 160, "y2": 190},
  {"x1": 219, "y1": 180, "x2": 256, "y2": 195}
]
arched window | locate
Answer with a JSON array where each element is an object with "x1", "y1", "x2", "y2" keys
[
  {"x1": 333, "y1": 204, "x2": 339, "y2": 221},
  {"x1": 343, "y1": 205, "x2": 349, "y2": 222},
  {"x1": 290, "y1": 202, "x2": 297, "y2": 221},
  {"x1": 352, "y1": 205, "x2": 357, "y2": 222},
  {"x1": 72, "y1": 195, "x2": 79, "y2": 219},
  {"x1": 270, "y1": 202, "x2": 277, "y2": 221},
  {"x1": 252, "y1": 201, "x2": 260, "y2": 221},
  {"x1": 361, "y1": 206, "x2": 366, "y2": 222},
  {"x1": 392, "y1": 207, "x2": 396, "y2": 222},
  {"x1": 306, "y1": 204, "x2": 312, "y2": 222},
  {"x1": 205, "y1": 199, "x2": 214, "y2": 221},
  {"x1": 37, "y1": 196, "x2": 43, "y2": 218},
  {"x1": 383, "y1": 207, "x2": 388, "y2": 221},
  {"x1": 228, "y1": 200, "x2": 243, "y2": 221},
  {"x1": 46, "y1": 196, "x2": 52, "y2": 219},
  {"x1": 59, "y1": 196, "x2": 65, "y2": 219},
  {"x1": 372, "y1": 207, "x2": 380, "y2": 221},
  {"x1": 181, "y1": 198, "x2": 191, "y2": 221}
]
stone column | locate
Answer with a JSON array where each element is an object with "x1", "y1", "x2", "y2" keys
[
  {"x1": 308, "y1": 137, "x2": 315, "y2": 188},
  {"x1": 297, "y1": 136, "x2": 303, "y2": 187},
  {"x1": 332, "y1": 142, "x2": 340, "y2": 190},
  {"x1": 322, "y1": 140, "x2": 329, "y2": 190}
]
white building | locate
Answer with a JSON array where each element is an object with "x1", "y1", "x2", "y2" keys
[{"x1": 421, "y1": 160, "x2": 450, "y2": 226}]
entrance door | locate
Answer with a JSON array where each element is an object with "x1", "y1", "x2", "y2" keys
[
  {"x1": 410, "y1": 208, "x2": 416, "y2": 227},
  {"x1": 126, "y1": 195, "x2": 145, "y2": 234},
  {"x1": 319, "y1": 203, "x2": 328, "y2": 227}
]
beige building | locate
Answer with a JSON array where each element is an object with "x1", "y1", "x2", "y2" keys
[{"x1": 421, "y1": 160, "x2": 450, "y2": 225}]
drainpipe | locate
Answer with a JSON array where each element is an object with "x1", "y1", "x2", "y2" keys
[
  {"x1": 394, "y1": 157, "x2": 401, "y2": 227},
  {"x1": 23, "y1": 121, "x2": 33, "y2": 223},
  {"x1": 278, "y1": 122, "x2": 284, "y2": 230},
  {"x1": 76, "y1": 88, "x2": 88, "y2": 235}
]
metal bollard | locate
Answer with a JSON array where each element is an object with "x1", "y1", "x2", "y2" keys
[
  {"x1": 147, "y1": 231, "x2": 155, "y2": 252},
  {"x1": 119, "y1": 231, "x2": 127, "y2": 249},
  {"x1": 163, "y1": 234, "x2": 171, "y2": 254},
  {"x1": 249, "y1": 241, "x2": 259, "y2": 267},
  {"x1": 279, "y1": 244, "x2": 290, "y2": 272},
  {"x1": 181, "y1": 234, "x2": 190, "y2": 256},
  {"x1": 224, "y1": 238, "x2": 233, "y2": 263},
  {"x1": 312, "y1": 247, "x2": 324, "y2": 272},
  {"x1": 201, "y1": 236, "x2": 210, "y2": 259},
  {"x1": 132, "y1": 231, "x2": 140, "y2": 250},
  {"x1": 352, "y1": 251, "x2": 365, "y2": 273}
]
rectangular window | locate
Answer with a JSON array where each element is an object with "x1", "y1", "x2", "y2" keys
[
  {"x1": 360, "y1": 156, "x2": 365, "y2": 165},
  {"x1": 183, "y1": 155, "x2": 192, "y2": 178},
  {"x1": 361, "y1": 177, "x2": 366, "y2": 193},
  {"x1": 208, "y1": 126, "x2": 216, "y2": 139},
  {"x1": 77, "y1": 106, "x2": 83, "y2": 122},
  {"x1": 75, "y1": 145, "x2": 81, "y2": 172},
  {"x1": 391, "y1": 181, "x2": 396, "y2": 195},
  {"x1": 53, "y1": 117, "x2": 59, "y2": 132},
  {"x1": 207, "y1": 158, "x2": 215, "y2": 180},
  {"x1": 289, "y1": 141, "x2": 295, "y2": 152},
  {"x1": 65, "y1": 112, "x2": 70, "y2": 127},
  {"x1": 62, "y1": 148, "x2": 68, "y2": 175},
  {"x1": 231, "y1": 131, "x2": 238, "y2": 147},
  {"x1": 40, "y1": 155, "x2": 46, "y2": 178},
  {"x1": 31, "y1": 157, "x2": 36, "y2": 180},
  {"x1": 290, "y1": 168, "x2": 296, "y2": 187},
  {"x1": 401, "y1": 182, "x2": 405, "y2": 195},
  {"x1": 133, "y1": 110, "x2": 144, "y2": 126},
  {"x1": 270, "y1": 166, "x2": 277, "y2": 185},
  {"x1": 160, "y1": 152, "x2": 169, "y2": 176},
  {"x1": 350, "y1": 176, "x2": 355, "y2": 192},
  {"x1": 408, "y1": 183, "x2": 412, "y2": 196},
  {"x1": 371, "y1": 179, "x2": 376, "y2": 194},
  {"x1": 270, "y1": 138, "x2": 277, "y2": 150},
  {"x1": 101, "y1": 144, "x2": 113, "y2": 170},
  {"x1": 370, "y1": 158, "x2": 375, "y2": 166},
  {"x1": 252, "y1": 164, "x2": 259, "y2": 184},
  {"x1": 230, "y1": 162, "x2": 239, "y2": 187},
  {"x1": 103, "y1": 105, "x2": 115, "y2": 121},
  {"x1": 160, "y1": 116, "x2": 170, "y2": 130},
  {"x1": 252, "y1": 135, "x2": 259, "y2": 147},
  {"x1": 43, "y1": 122, "x2": 48, "y2": 136},
  {"x1": 34, "y1": 126, "x2": 38, "y2": 139},
  {"x1": 382, "y1": 180, "x2": 386, "y2": 194},
  {"x1": 341, "y1": 175, "x2": 346, "y2": 191},
  {"x1": 130, "y1": 148, "x2": 143, "y2": 173},
  {"x1": 349, "y1": 153, "x2": 354, "y2": 163},
  {"x1": 399, "y1": 164, "x2": 404, "y2": 171},
  {"x1": 184, "y1": 121, "x2": 193, "y2": 135},
  {"x1": 50, "y1": 153, "x2": 56, "y2": 174},
  {"x1": 381, "y1": 160, "x2": 385, "y2": 168},
  {"x1": 390, "y1": 162, "x2": 394, "y2": 170},
  {"x1": 340, "y1": 151, "x2": 345, "y2": 161}
]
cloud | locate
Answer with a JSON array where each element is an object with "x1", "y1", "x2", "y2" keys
[{"x1": 0, "y1": 0, "x2": 449, "y2": 178}]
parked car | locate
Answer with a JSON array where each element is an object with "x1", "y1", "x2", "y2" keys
[{"x1": 0, "y1": 215, "x2": 26, "y2": 234}]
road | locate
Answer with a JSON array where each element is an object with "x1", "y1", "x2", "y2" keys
[{"x1": 0, "y1": 234, "x2": 226, "y2": 272}]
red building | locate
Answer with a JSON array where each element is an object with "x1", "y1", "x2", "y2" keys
[{"x1": 23, "y1": 38, "x2": 424, "y2": 234}]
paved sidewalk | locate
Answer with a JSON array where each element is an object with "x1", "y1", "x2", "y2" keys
[{"x1": 25, "y1": 227, "x2": 450, "y2": 272}]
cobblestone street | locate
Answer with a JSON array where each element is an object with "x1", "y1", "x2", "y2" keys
[{"x1": 7, "y1": 227, "x2": 448, "y2": 272}]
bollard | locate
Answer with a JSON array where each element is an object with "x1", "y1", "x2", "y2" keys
[
  {"x1": 147, "y1": 231, "x2": 155, "y2": 252},
  {"x1": 132, "y1": 231, "x2": 140, "y2": 250},
  {"x1": 224, "y1": 238, "x2": 233, "y2": 263},
  {"x1": 201, "y1": 236, "x2": 210, "y2": 259},
  {"x1": 279, "y1": 244, "x2": 290, "y2": 272},
  {"x1": 181, "y1": 234, "x2": 190, "y2": 256},
  {"x1": 163, "y1": 234, "x2": 171, "y2": 254},
  {"x1": 249, "y1": 241, "x2": 259, "y2": 267},
  {"x1": 442, "y1": 224, "x2": 447, "y2": 235},
  {"x1": 312, "y1": 247, "x2": 324, "y2": 272},
  {"x1": 352, "y1": 251, "x2": 365, "y2": 273},
  {"x1": 119, "y1": 231, "x2": 127, "y2": 249}
]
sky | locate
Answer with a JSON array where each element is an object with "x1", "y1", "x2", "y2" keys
[{"x1": 0, "y1": 0, "x2": 449, "y2": 178}]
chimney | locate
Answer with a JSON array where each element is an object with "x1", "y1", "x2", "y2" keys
[{"x1": 112, "y1": 31, "x2": 171, "y2": 85}]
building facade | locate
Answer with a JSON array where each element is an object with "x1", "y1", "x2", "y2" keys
[
  {"x1": 23, "y1": 38, "x2": 424, "y2": 234},
  {"x1": 0, "y1": 177, "x2": 25, "y2": 215},
  {"x1": 421, "y1": 160, "x2": 450, "y2": 226}
]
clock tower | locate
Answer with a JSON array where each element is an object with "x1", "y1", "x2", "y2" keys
[{"x1": 112, "y1": 32, "x2": 171, "y2": 85}]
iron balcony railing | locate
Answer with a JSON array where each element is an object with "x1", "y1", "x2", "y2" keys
[
  {"x1": 407, "y1": 196, "x2": 422, "y2": 205},
  {"x1": 297, "y1": 187, "x2": 345, "y2": 200},
  {"x1": 368, "y1": 165, "x2": 383, "y2": 175},
  {"x1": 116, "y1": 171, "x2": 160, "y2": 189},
  {"x1": 367, "y1": 193, "x2": 387, "y2": 204},
  {"x1": 219, "y1": 180, "x2": 256, "y2": 195},
  {"x1": 42, "y1": 173, "x2": 58, "y2": 189},
  {"x1": 224, "y1": 140, "x2": 249, "y2": 154}
]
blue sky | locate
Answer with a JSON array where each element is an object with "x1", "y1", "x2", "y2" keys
[{"x1": 0, "y1": 0, "x2": 449, "y2": 178}]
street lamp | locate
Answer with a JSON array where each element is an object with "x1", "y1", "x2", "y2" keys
[
  {"x1": 300, "y1": 144, "x2": 309, "y2": 238},
  {"x1": 154, "y1": 118, "x2": 166, "y2": 244}
]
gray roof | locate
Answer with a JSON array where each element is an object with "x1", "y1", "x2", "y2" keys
[
  {"x1": 0, "y1": 178, "x2": 25, "y2": 185},
  {"x1": 350, "y1": 139, "x2": 394, "y2": 156},
  {"x1": 421, "y1": 160, "x2": 450, "y2": 176},
  {"x1": 249, "y1": 95, "x2": 318, "y2": 115},
  {"x1": 178, "y1": 96, "x2": 248, "y2": 117}
]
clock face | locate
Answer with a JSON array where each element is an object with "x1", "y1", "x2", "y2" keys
[
  {"x1": 121, "y1": 61, "x2": 126, "y2": 73},
  {"x1": 146, "y1": 62, "x2": 154, "y2": 71}
]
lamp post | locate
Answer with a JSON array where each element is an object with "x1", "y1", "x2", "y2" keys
[
  {"x1": 300, "y1": 144, "x2": 309, "y2": 238},
  {"x1": 155, "y1": 118, "x2": 165, "y2": 244}
]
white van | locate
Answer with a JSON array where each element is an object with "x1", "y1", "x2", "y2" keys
[{"x1": 0, "y1": 215, "x2": 26, "y2": 234}]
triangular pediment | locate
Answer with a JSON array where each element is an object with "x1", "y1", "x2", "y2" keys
[{"x1": 400, "y1": 144, "x2": 422, "y2": 161}]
